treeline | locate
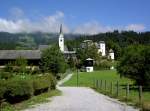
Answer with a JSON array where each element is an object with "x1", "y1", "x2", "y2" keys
[
  {"x1": 0, "y1": 32, "x2": 58, "y2": 49},
  {"x1": 66, "y1": 31, "x2": 150, "y2": 59},
  {"x1": 0, "y1": 32, "x2": 80, "y2": 50}
]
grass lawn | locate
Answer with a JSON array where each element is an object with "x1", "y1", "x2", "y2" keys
[
  {"x1": 63, "y1": 70, "x2": 133, "y2": 87},
  {"x1": 63, "y1": 70, "x2": 150, "y2": 110},
  {"x1": 1, "y1": 90, "x2": 61, "y2": 111}
]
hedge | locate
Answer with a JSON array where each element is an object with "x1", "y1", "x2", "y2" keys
[
  {"x1": 0, "y1": 74, "x2": 56, "y2": 104},
  {"x1": 0, "y1": 79, "x2": 33, "y2": 104},
  {"x1": 32, "y1": 75, "x2": 51, "y2": 95}
]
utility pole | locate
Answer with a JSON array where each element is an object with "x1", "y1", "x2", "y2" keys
[
  {"x1": 77, "y1": 67, "x2": 79, "y2": 87},
  {"x1": 76, "y1": 58, "x2": 79, "y2": 87}
]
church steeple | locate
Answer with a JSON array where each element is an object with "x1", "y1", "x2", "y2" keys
[
  {"x1": 59, "y1": 24, "x2": 64, "y2": 52},
  {"x1": 60, "y1": 24, "x2": 63, "y2": 34}
]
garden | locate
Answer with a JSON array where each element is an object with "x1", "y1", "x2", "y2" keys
[{"x1": 0, "y1": 45, "x2": 67, "y2": 111}]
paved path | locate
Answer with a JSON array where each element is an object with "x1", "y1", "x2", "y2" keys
[{"x1": 24, "y1": 74, "x2": 139, "y2": 111}]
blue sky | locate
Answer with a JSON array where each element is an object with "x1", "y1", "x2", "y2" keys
[{"x1": 0, "y1": 0, "x2": 149, "y2": 34}]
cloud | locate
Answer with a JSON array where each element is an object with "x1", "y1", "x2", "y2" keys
[
  {"x1": 73, "y1": 22, "x2": 146, "y2": 35},
  {"x1": 0, "y1": 11, "x2": 70, "y2": 33},
  {"x1": 125, "y1": 24, "x2": 146, "y2": 32},
  {"x1": 73, "y1": 21, "x2": 113, "y2": 35},
  {"x1": 0, "y1": 8, "x2": 146, "y2": 34}
]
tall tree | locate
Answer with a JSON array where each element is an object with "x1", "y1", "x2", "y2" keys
[
  {"x1": 40, "y1": 45, "x2": 67, "y2": 77},
  {"x1": 117, "y1": 45, "x2": 150, "y2": 86}
]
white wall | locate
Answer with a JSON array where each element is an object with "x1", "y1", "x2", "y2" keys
[
  {"x1": 86, "y1": 66, "x2": 94, "y2": 72},
  {"x1": 99, "y1": 42, "x2": 106, "y2": 56},
  {"x1": 109, "y1": 52, "x2": 114, "y2": 60},
  {"x1": 59, "y1": 34, "x2": 64, "y2": 52}
]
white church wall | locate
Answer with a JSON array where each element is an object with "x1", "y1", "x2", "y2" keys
[
  {"x1": 99, "y1": 41, "x2": 106, "y2": 56},
  {"x1": 59, "y1": 34, "x2": 64, "y2": 52},
  {"x1": 59, "y1": 24, "x2": 64, "y2": 52}
]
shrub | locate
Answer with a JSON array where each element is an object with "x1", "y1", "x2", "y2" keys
[
  {"x1": 4, "y1": 79, "x2": 33, "y2": 103},
  {"x1": 95, "y1": 59, "x2": 112, "y2": 70},
  {"x1": 32, "y1": 74, "x2": 56, "y2": 95},
  {"x1": 0, "y1": 74, "x2": 56, "y2": 104},
  {"x1": 32, "y1": 76, "x2": 50, "y2": 95},
  {"x1": 4, "y1": 62, "x2": 13, "y2": 72},
  {"x1": 0, "y1": 102, "x2": 15, "y2": 111},
  {"x1": 0, "y1": 72, "x2": 13, "y2": 80},
  {"x1": 0, "y1": 81, "x2": 6, "y2": 103},
  {"x1": 46, "y1": 74, "x2": 57, "y2": 89}
]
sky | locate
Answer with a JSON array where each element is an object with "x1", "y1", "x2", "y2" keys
[{"x1": 0, "y1": 0, "x2": 149, "y2": 34}]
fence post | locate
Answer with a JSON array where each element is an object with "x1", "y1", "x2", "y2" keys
[
  {"x1": 93, "y1": 78, "x2": 95, "y2": 88},
  {"x1": 100, "y1": 80, "x2": 103, "y2": 90},
  {"x1": 96, "y1": 80, "x2": 99, "y2": 89},
  {"x1": 98, "y1": 80, "x2": 101, "y2": 89},
  {"x1": 126, "y1": 83, "x2": 129, "y2": 101},
  {"x1": 116, "y1": 81, "x2": 119, "y2": 97},
  {"x1": 111, "y1": 82, "x2": 113, "y2": 94},
  {"x1": 105, "y1": 80, "x2": 107, "y2": 91},
  {"x1": 139, "y1": 86, "x2": 143, "y2": 105}
]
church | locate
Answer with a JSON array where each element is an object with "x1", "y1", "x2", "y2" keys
[{"x1": 58, "y1": 24, "x2": 76, "y2": 58}]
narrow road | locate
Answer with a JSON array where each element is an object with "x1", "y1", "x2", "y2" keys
[{"x1": 24, "y1": 74, "x2": 139, "y2": 111}]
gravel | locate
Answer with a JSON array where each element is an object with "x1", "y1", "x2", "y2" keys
[{"x1": 24, "y1": 74, "x2": 139, "y2": 111}]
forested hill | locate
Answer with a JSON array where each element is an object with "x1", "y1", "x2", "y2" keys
[
  {"x1": 0, "y1": 32, "x2": 79, "y2": 50},
  {"x1": 0, "y1": 31, "x2": 150, "y2": 52}
]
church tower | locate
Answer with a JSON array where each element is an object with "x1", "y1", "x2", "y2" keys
[{"x1": 59, "y1": 24, "x2": 64, "y2": 52}]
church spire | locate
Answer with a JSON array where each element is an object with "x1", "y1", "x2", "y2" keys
[
  {"x1": 59, "y1": 24, "x2": 64, "y2": 52},
  {"x1": 60, "y1": 24, "x2": 63, "y2": 34}
]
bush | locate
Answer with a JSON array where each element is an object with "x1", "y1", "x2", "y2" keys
[
  {"x1": 0, "y1": 72, "x2": 13, "y2": 80},
  {"x1": 4, "y1": 79, "x2": 33, "y2": 103},
  {"x1": 32, "y1": 74, "x2": 56, "y2": 95},
  {"x1": 95, "y1": 59, "x2": 112, "y2": 70},
  {"x1": 46, "y1": 74, "x2": 57, "y2": 89},
  {"x1": 0, "y1": 102, "x2": 15, "y2": 111},
  {"x1": 0, "y1": 81, "x2": 6, "y2": 103},
  {"x1": 4, "y1": 62, "x2": 13, "y2": 72},
  {"x1": 0, "y1": 74, "x2": 56, "y2": 104},
  {"x1": 33, "y1": 76, "x2": 50, "y2": 95}
]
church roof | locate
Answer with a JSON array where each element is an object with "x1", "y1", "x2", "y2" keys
[
  {"x1": 0, "y1": 50, "x2": 41, "y2": 60},
  {"x1": 109, "y1": 49, "x2": 114, "y2": 53}
]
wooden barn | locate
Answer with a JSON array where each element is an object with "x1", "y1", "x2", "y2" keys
[{"x1": 0, "y1": 50, "x2": 41, "y2": 65}]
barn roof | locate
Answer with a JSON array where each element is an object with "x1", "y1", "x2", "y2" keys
[{"x1": 0, "y1": 50, "x2": 41, "y2": 60}]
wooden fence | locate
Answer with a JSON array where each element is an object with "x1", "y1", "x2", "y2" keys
[{"x1": 93, "y1": 79, "x2": 143, "y2": 105}]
